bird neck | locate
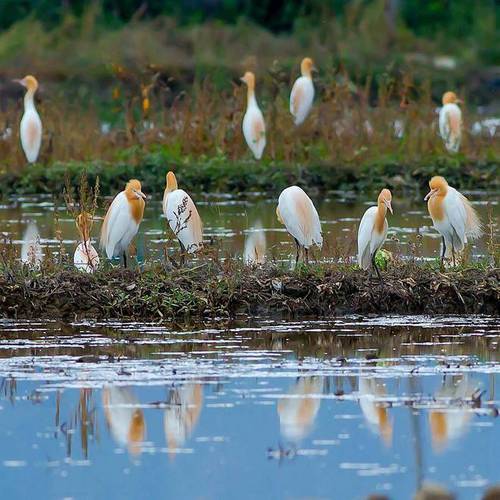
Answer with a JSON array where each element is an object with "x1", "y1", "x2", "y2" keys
[
  {"x1": 24, "y1": 89, "x2": 36, "y2": 110},
  {"x1": 301, "y1": 68, "x2": 312, "y2": 79},
  {"x1": 374, "y1": 202, "x2": 387, "y2": 233},
  {"x1": 246, "y1": 87, "x2": 257, "y2": 107},
  {"x1": 128, "y1": 197, "x2": 145, "y2": 224}
]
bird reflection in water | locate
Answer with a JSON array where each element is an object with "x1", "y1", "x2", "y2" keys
[
  {"x1": 164, "y1": 383, "x2": 203, "y2": 459},
  {"x1": 429, "y1": 374, "x2": 478, "y2": 452},
  {"x1": 358, "y1": 377, "x2": 393, "y2": 447},
  {"x1": 102, "y1": 385, "x2": 146, "y2": 457},
  {"x1": 277, "y1": 377, "x2": 324, "y2": 444}
]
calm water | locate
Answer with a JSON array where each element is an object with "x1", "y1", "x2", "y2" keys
[
  {"x1": 0, "y1": 316, "x2": 498, "y2": 499},
  {"x1": 0, "y1": 190, "x2": 497, "y2": 263}
]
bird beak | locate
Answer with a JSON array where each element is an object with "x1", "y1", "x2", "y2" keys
[
  {"x1": 456, "y1": 99, "x2": 463, "y2": 104},
  {"x1": 385, "y1": 200, "x2": 393, "y2": 214},
  {"x1": 12, "y1": 78, "x2": 24, "y2": 86},
  {"x1": 240, "y1": 76, "x2": 245, "y2": 83},
  {"x1": 312, "y1": 66, "x2": 318, "y2": 73},
  {"x1": 424, "y1": 188, "x2": 437, "y2": 201},
  {"x1": 135, "y1": 190, "x2": 146, "y2": 200}
]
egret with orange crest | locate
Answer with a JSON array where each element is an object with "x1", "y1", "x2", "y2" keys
[
  {"x1": 276, "y1": 186, "x2": 322, "y2": 263},
  {"x1": 100, "y1": 179, "x2": 146, "y2": 268},
  {"x1": 425, "y1": 176, "x2": 482, "y2": 266},
  {"x1": 163, "y1": 171, "x2": 203, "y2": 264},
  {"x1": 357, "y1": 189, "x2": 393, "y2": 280},
  {"x1": 14, "y1": 75, "x2": 42, "y2": 163},
  {"x1": 439, "y1": 91, "x2": 462, "y2": 153},
  {"x1": 241, "y1": 72, "x2": 266, "y2": 160},
  {"x1": 74, "y1": 212, "x2": 99, "y2": 273},
  {"x1": 290, "y1": 57, "x2": 316, "y2": 125}
]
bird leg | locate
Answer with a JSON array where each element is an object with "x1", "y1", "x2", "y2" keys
[
  {"x1": 440, "y1": 236, "x2": 446, "y2": 271},
  {"x1": 122, "y1": 251, "x2": 128, "y2": 269},
  {"x1": 372, "y1": 252, "x2": 382, "y2": 282},
  {"x1": 304, "y1": 247, "x2": 309, "y2": 265},
  {"x1": 294, "y1": 238, "x2": 301, "y2": 264},
  {"x1": 451, "y1": 245, "x2": 456, "y2": 268},
  {"x1": 179, "y1": 240, "x2": 186, "y2": 267}
]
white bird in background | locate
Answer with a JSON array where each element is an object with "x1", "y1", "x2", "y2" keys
[
  {"x1": 276, "y1": 186, "x2": 323, "y2": 263},
  {"x1": 20, "y1": 221, "x2": 42, "y2": 268},
  {"x1": 243, "y1": 222, "x2": 267, "y2": 265},
  {"x1": 429, "y1": 375, "x2": 477, "y2": 452},
  {"x1": 13, "y1": 75, "x2": 42, "y2": 163},
  {"x1": 74, "y1": 212, "x2": 99, "y2": 273},
  {"x1": 290, "y1": 57, "x2": 316, "y2": 125},
  {"x1": 277, "y1": 377, "x2": 323, "y2": 443},
  {"x1": 357, "y1": 188, "x2": 393, "y2": 279},
  {"x1": 100, "y1": 179, "x2": 146, "y2": 268},
  {"x1": 164, "y1": 384, "x2": 203, "y2": 460},
  {"x1": 163, "y1": 171, "x2": 203, "y2": 264},
  {"x1": 425, "y1": 176, "x2": 482, "y2": 266},
  {"x1": 358, "y1": 377, "x2": 393, "y2": 447},
  {"x1": 102, "y1": 385, "x2": 146, "y2": 457},
  {"x1": 439, "y1": 91, "x2": 462, "y2": 153},
  {"x1": 240, "y1": 71, "x2": 266, "y2": 160}
]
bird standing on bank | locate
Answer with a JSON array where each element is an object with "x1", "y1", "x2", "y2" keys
[
  {"x1": 241, "y1": 71, "x2": 266, "y2": 160},
  {"x1": 276, "y1": 186, "x2": 322, "y2": 263},
  {"x1": 100, "y1": 179, "x2": 146, "y2": 268},
  {"x1": 357, "y1": 188, "x2": 393, "y2": 280},
  {"x1": 425, "y1": 176, "x2": 482, "y2": 266},
  {"x1": 163, "y1": 171, "x2": 203, "y2": 264},
  {"x1": 439, "y1": 91, "x2": 462, "y2": 153},
  {"x1": 74, "y1": 212, "x2": 99, "y2": 273},
  {"x1": 14, "y1": 75, "x2": 42, "y2": 163},
  {"x1": 290, "y1": 57, "x2": 316, "y2": 125}
]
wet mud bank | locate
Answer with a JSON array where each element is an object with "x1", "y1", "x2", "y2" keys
[{"x1": 0, "y1": 265, "x2": 498, "y2": 321}]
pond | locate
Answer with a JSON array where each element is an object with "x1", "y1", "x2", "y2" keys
[
  {"x1": 0, "y1": 315, "x2": 498, "y2": 499},
  {"x1": 0, "y1": 190, "x2": 497, "y2": 264}
]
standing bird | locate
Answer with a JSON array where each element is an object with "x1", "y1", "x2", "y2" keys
[
  {"x1": 425, "y1": 176, "x2": 482, "y2": 266},
  {"x1": 240, "y1": 71, "x2": 266, "y2": 160},
  {"x1": 276, "y1": 186, "x2": 323, "y2": 263},
  {"x1": 100, "y1": 179, "x2": 146, "y2": 268},
  {"x1": 290, "y1": 57, "x2": 316, "y2": 125},
  {"x1": 357, "y1": 188, "x2": 393, "y2": 280},
  {"x1": 74, "y1": 212, "x2": 99, "y2": 273},
  {"x1": 439, "y1": 91, "x2": 462, "y2": 153},
  {"x1": 14, "y1": 75, "x2": 42, "y2": 163},
  {"x1": 163, "y1": 171, "x2": 203, "y2": 263}
]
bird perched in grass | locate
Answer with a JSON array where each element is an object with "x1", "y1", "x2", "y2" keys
[
  {"x1": 425, "y1": 176, "x2": 482, "y2": 266},
  {"x1": 13, "y1": 75, "x2": 42, "y2": 163},
  {"x1": 240, "y1": 71, "x2": 266, "y2": 160},
  {"x1": 163, "y1": 171, "x2": 203, "y2": 264},
  {"x1": 439, "y1": 91, "x2": 462, "y2": 153},
  {"x1": 357, "y1": 189, "x2": 393, "y2": 280},
  {"x1": 74, "y1": 212, "x2": 99, "y2": 273},
  {"x1": 100, "y1": 179, "x2": 146, "y2": 268},
  {"x1": 276, "y1": 186, "x2": 322, "y2": 263},
  {"x1": 290, "y1": 57, "x2": 316, "y2": 125}
]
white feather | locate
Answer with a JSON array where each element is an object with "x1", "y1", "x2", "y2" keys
[
  {"x1": 277, "y1": 186, "x2": 322, "y2": 249},
  {"x1": 242, "y1": 96, "x2": 266, "y2": 160},
  {"x1": 432, "y1": 187, "x2": 482, "y2": 257},
  {"x1": 74, "y1": 240, "x2": 100, "y2": 273},
  {"x1": 20, "y1": 101, "x2": 42, "y2": 163},
  {"x1": 101, "y1": 192, "x2": 141, "y2": 259},
  {"x1": 357, "y1": 206, "x2": 388, "y2": 270},
  {"x1": 290, "y1": 76, "x2": 314, "y2": 125},
  {"x1": 163, "y1": 189, "x2": 203, "y2": 253},
  {"x1": 439, "y1": 103, "x2": 462, "y2": 152}
]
